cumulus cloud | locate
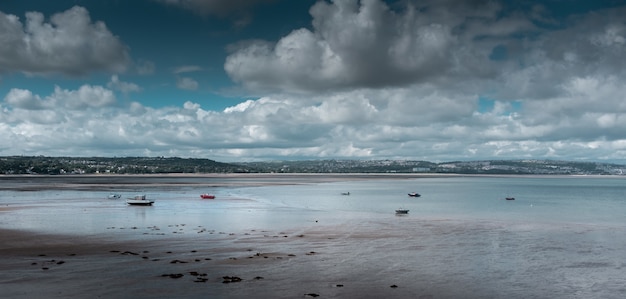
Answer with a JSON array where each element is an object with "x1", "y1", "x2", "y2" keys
[
  {"x1": 4, "y1": 88, "x2": 46, "y2": 110},
  {"x1": 4, "y1": 85, "x2": 116, "y2": 111},
  {"x1": 3, "y1": 1, "x2": 626, "y2": 163},
  {"x1": 0, "y1": 6, "x2": 130, "y2": 76},
  {"x1": 2, "y1": 79, "x2": 626, "y2": 162},
  {"x1": 224, "y1": 0, "x2": 536, "y2": 93},
  {"x1": 225, "y1": 0, "x2": 626, "y2": 101},
  {"x1": 177, "y1": 77, "x2": 199, "y2": 90},
  {"x1": 107, "y1": 75, "x2": 142, "y2": 94},
  {"x1": 220, "y1": 0, "x2": 626, "y2": 163}
]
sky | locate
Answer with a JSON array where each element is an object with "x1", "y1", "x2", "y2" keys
[{"x1": 1, "y1": 0, "x2": 626, "y2": 163}]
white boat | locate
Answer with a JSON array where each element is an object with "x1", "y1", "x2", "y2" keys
[
  {"x1": 126, "y1": 195, "x2": 154, "y2": 206},
  {"x1": 107, "y1": 193, "x2": 121, "y2": 199}
]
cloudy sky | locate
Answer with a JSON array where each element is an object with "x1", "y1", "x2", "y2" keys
[{"x1": 1, "y1": 0, "x2": 626, "y2": 163}]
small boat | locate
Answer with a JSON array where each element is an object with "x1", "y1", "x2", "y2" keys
[
  {"x1": 395, "y1": 209, "x2": 409, "y2": 214},
  {"x1": 107, "y1": 193, "x2": 121, "y2": 199},
  {"x1": 505, "y1": 197, "x2": 515, "y2": 200},
  {"x1": 126, "y1": 195, "x2": 154, "y2": 206},
  {"x1": 408, "y1": 192, "x2": 421, "y2": 197},
  {"x1": 341, "y1": 192, "x2": 350, "y2": 196},
  {"x1": 200, "y1": 194, "x2": 215, "y2": 199}
]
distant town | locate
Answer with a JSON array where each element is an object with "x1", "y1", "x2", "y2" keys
[{"x1": 1, "y1": 156, "x2": 625, "y2": 175}]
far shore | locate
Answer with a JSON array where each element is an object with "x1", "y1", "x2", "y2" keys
[
  {"x1": 1, "y1": 172, "x2": 621, "y2": 192},
  {"x1": 1, "y1": 172, "x2": 621, "y2": 191},
  {"x1": 0, "y1": 173, "x2": 460, "y2": 191}
]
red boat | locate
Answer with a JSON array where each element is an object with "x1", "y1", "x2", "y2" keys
[{"x1": 200, "y1": 194, "x2": 215, "y2": 199}]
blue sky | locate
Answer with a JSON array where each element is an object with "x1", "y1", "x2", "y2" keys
[{"x1": 2, "y1": 0, "x2": 626, "y2": 163}]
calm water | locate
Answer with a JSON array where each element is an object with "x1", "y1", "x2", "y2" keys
[
  {"x1": 2, "y1": 175, "x2": 626, "y2": 298},
  {"x1": 240, "y1": 175, "x2": 626, "y2": 225}
]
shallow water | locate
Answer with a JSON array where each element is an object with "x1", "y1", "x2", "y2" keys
[{"x1": 2, "y1": 175, "x2": 626, "y2": 298}]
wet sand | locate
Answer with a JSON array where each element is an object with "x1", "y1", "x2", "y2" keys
[
  {"x1": 0, "y1": 174, "x2": 432, "y2": 299},
  {"x1": 0, "y1": 217, "x2": 424, "y2": 298},
  {"x1": 0, "y1": 173, "x2": 448, "y2": 191},
  {"x1": 4, "y1": 174, "x2": 622, "y2": 298}
]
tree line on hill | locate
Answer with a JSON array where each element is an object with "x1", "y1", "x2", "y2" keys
[
  {"x1": 0, "y1": 156, "x2": 247, "y2": 175},
  {"x1": 0, "y1": 156, "x2": 624, "y2": 175}
]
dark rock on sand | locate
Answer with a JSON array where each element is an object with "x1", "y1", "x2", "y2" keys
[
  {"x1": 222, "y1": 276, "x2": 243, "y2": 283},
  {"x1": 170, "y1": 259, "x2": 188, "y2": 264}
]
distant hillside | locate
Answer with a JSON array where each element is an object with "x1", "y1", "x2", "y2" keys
[
  {"x1": 1, "y1": 156, "x2": 625, "y2": 175},
  {"x1": 237, "y1": 160, "x2": 437, "y2": 173},
  {"x1": 236, "y1": 159, "x2": 626, "y2": 175},
  {"x1": 0, "y1": 156, "x2": 251, "y2": 175}
]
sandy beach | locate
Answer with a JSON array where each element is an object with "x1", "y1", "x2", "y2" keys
[
  {"x1": 2, "y1": 174, "x2": 626, "y2": 299},
  {"x1": 0, "y1": 173, "x2": 446, "y2": 191},
  {"x1": 1, "y1": 220, "x2": 434, "y2": 299},
  {"x1": 0, "y1": 174, "x2": 434, "y2": 299}
]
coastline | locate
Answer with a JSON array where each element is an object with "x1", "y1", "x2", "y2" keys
[
  {"x1": 0, "y1": 174, "x2": 456, "y2": 298},
  {"x1": 0, "y1": 173, "x2": 457, "y2": 191},
  {"x1": 4, "y1": 172, "x2": 619, "y2": 192},
  {"x1": 0, "y1": 174, "x2": 417, "y2": 298},
  {"x1": 0, "y1": 214, "x2": 426, "y2": 298},
  {"x1": 2, "y1": 174, "x2": 626, "y2": 298}
]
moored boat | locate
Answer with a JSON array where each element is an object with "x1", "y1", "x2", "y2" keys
[
  {"x1": 200, "y1": 194, "x2": 215, "y2": 199},
  {"x1": 505, "y1": 197, "x2": 515, "y2": 200},
  {"x1": 395, "y1": 209, "x2": 409, "y2": 214},
  {"x1": 408, "y1": 192, "x2": 421, "y2": 197},
  {"x1": 126, "y1": 195, "x2": 154, "y2": 206}
]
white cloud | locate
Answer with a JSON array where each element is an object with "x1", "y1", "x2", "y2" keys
[
  {"x1": 3, "y1": 1, "x2": 626, "y2": 164},
  {"x1": 4, "y1": 84, "x2": 117, "y2": 111},
  {"x1": 4, "y1": 88, "x2": 45, "y2": 110},
  {"x1": 107, "y1": 75, "x2": 142, "y2": 94},
  {"x1": 224, "y1": 0, "x2": 535, "y2": 93},
  {"x1": 50, "y1": 85, "x2": 117, "y2": 110},
  {"x1": 3, "y1": 80, "x2": 626, "y2": 162},
  {"x1": 0, "y1": 6, "x2": 130, "y2": 76},
  {"x1": 176, "y1": 77, "x2": 199, "y2": 90}
]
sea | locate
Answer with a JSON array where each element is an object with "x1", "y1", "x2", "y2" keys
[{"x1": 2, "y1": 175, "x2": 626, "y2": 298}]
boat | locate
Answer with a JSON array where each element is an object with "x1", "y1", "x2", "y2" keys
[
  {"x1": 395, "y1": 209, "x2": 409, "y2": 214},
  {"x1": 200, "y1": 194, "x2": 215, "y2": 199},
  {"x1": 408, "y1": 192, "x2": 421, "y2": 197},
  {"x1": 107, "y1": 193, "x2": 121, "y2": 199},
  {"x1": 505, "y1": 197, "x2": 515, "y2": 200},
  {"x1": 126, "y1": 195, "x2": 154, "y2": 206},
  {"x1": 341, "y1": 192, "x2": 350, "y2": 196}
]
